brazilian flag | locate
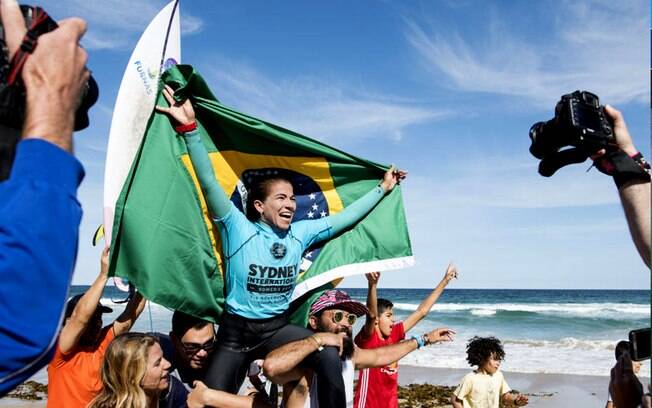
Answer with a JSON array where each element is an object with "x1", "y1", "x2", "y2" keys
[{"x1": 108, "y1": 65, "x2": 413, "y2": 325}]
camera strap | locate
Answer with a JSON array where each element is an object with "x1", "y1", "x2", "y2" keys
[
  {"x1": 6, "y1": 7, "x2": 56, "y2": 86},
  {"x1": 594, "y1": 149, "x2": 651, "y2": 189}
]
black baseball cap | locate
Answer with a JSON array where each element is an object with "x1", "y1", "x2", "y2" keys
[{"x1": 64, "y1": 294, "x2": 112, "y2": 319}]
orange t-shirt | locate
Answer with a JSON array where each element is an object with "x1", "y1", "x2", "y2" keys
[{"x1": 46, "y1": 326, "x2": 115, "y2": 408}]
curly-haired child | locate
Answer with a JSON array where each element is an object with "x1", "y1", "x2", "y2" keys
[{"x1": 451, "y1": 336, "x2": 528, "y2": 408}]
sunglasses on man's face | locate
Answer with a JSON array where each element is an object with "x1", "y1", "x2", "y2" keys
[
  {"x1": 181, "y1": 337, "x2": 216, "y2": 355},
  {"x1": 331, "y1": 311, "x2": 357, "y2": 326}
]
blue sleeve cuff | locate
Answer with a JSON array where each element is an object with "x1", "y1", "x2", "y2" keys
[
  {"x1": 182, "y1": 128, "x2": 201, "y2": 139},
  {"x1": 10, "y1": 139, "x2": 85, "y2": 193}
]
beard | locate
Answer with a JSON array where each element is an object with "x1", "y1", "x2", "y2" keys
[{"x1": 341, "y1": 335, "x2": 354, "y2": 361}]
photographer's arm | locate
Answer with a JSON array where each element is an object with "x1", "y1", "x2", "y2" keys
[
  {"x1": 603, "y1": 106, "x2": 651, "y2": 266},
  {"x1": 0, "y1": 2, "x2": 88, "y2": 396},
  {"x1": 619, "y1": 180, "x2": 651, "y2": 266}
]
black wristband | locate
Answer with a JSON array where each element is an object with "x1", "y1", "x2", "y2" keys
[{"x1": 609, "y1": 150, "x2": 651, "y2": 189}]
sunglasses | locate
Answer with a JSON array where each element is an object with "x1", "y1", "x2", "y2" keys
[
  {"x1": 181, "y1": 337, "x2": 216, "y2": 355},
  {"x1": 331, "y1": 311, "x2": 357, "y2": 326}
]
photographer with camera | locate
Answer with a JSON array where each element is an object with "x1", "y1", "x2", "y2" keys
[
  {"x1": 529, "y1": 91, "x2": 650, "y2": 267},
  {"x1": 530, "y1": 92, "x2": 651, "y2": 408},
  {"x1": 0, "y1": 0, "x2": 94, "y2": 397}
]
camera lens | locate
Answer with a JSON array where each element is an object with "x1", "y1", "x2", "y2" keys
[{"x1": 529, "y1": 122, "x2": 546, "y2": 159}]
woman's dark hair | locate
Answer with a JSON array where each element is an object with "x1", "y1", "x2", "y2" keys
[
  {"x1": 377, "y1": 298, "x2": 394, "y2": 314},
  {"x1": 245, "y1": 170, "x2": 294, "y2": 222},
  {"x1": 615, "y1": 340, "x2": 630, "y2": 360},
  {"x1": 465, "y1": 336, "x2": 505, "y2": 367}
]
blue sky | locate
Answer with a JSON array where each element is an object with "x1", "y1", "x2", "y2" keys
[{"x1": 42, "y1": 0, "x2": 649, "y2": 289}]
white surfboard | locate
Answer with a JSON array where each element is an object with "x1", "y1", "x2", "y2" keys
[{"x1": 103, "y1": 0, "x2": 181, "y2": 247}]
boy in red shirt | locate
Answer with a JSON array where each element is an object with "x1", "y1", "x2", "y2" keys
[{"x1": 353, "y1": 264, "x2": 458, "y2": 408}]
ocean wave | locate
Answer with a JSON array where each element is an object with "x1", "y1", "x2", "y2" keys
[
  {"x1": 503, "y1": 337, "x2": 615, "y2": 351},
  {"x1": 391, "y1": 302, "x2": 650, "y2": 318},
  {"x1": 470, "y1": 309, "x2": 496, "y2": 316},
  {"x1": 399, "y1": 336, "x2": 647, "y2": 377}
]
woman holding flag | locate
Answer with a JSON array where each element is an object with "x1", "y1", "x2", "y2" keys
[{"x1": 156, "y1": 84, "x2": 405, "y2": 407}]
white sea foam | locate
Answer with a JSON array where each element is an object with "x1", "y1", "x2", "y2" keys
[
  {"x1": 470, "y1": 309, "x2": 496, "y2": 316},
  {"x1": 392, "y1": 302, "x2": 650, "y2": 318},
  {"x1": 399, "y1": 332, "x2": 651, "y2": 377},
  {"x1": 503, "y1": 337, "x2": 615, "y2": 351}
]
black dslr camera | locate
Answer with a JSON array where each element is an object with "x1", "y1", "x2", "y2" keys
[
  {"x1": 0, "y1": 5, "x2": 98, "y2": 181},
  {"x1": 529, "y1": 90, "x2": 614, "y2": 176}
]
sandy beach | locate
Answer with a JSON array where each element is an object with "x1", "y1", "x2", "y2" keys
[
  {"x1": 398, "y1": 365, "x2": 625, "y2": 407},
  {"x1": 3, "y1": 365, "x2": 647, "y2": 407}
]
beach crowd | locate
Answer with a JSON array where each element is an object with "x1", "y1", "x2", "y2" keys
[{"x1": 0, "y1": 2, "x2": 650, "y2": 408}]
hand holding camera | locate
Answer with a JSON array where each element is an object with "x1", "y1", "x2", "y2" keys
[
  {"x1": 20, "y1": 18, "x2": 90, "y2": 150},
  {"x1": 528, "y1": 90, "x2": 650, "y2": 188},
  {"x1": 0, "y1": 2, "x2": 98, "y2": 179},
  {"x1": 529, "y1": 91, "x2": 651, "y2": 267},
  {"x1": 529, "y1": 90, "x2": 615, "y2": 176}
]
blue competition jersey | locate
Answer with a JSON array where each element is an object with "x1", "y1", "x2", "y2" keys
[
  {"x1": 216, "y1": 203, "x2": 331, "y2": 319},
  {"x1": 181, "y1": 128, "x2": 385, "y2": 320}
]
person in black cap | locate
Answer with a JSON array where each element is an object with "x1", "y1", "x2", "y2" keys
[{"x1": 46, "y1": 247, "x2": 146, "y2": 408}]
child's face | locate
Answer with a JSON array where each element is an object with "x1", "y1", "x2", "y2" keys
[
  {"x1": 633, "y1": 360, "x2": 642, "y2": 374},
  {"x1": 377, "y1": 307, "x2": 395, "y2": 338},
  {"x1": 480, "y1": 352, "x2": 502, "y2": 375}
]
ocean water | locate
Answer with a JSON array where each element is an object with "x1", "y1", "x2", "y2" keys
[{"x1": 78, "y1": 286, "x2": 650, "y2": 377}]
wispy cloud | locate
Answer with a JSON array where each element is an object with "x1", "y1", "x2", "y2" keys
[
  {"x1": 46, "y1": 0, "x2": 203, "y2": 50},
  {"x1": 203, "y1": 58, "x2": 449, "y2": 143},
  {"x1": 405, "y1": 155, "x2": 618, "y2": 210},
  {"x1": 405, "y1": 0, "x2": 648, "y2": 108}
]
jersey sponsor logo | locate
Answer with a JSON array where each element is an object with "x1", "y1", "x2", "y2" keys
[
  {"x1": 270, "y1": 242, "x2": 287, "y2": 259},
  {"x1": 247, "y1": 264, "x2": 298, "y2": 294},
  {"x1": 246, "y1": 283, "x2": 294, "y2": 293}
]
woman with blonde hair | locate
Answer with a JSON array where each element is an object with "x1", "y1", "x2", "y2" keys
[{"x1": 89, "y1": 332, "x2": 187, "y2": 408}]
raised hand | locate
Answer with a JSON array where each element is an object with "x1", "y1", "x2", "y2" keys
[
  {"x1": 155, "y1": 84, "x2": 196, "y2": 126},
  {"x1": 366, "y1": 272, "x2": 380, "y2": 285},
  {"x1": 1, "y1": 0, "x2": 90, "y2": 151},
  {"x1": 604, "y1": 105, "x2": 636, "y2": 156},
  {"x1": 426, "y1": 327, "x2": 455, "y2": 343},
  {"x1": 443, "y1": 263, "x2": 458, "y2": 284},
  {"x1": 380, "y1": 165, "x2": 407, "y2": 192}
]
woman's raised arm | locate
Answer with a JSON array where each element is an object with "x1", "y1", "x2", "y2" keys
[
  {"x1": 325, "y1": 166, "x2": 407, "y2": 236},
  {"x1": 156, "y1": 85, "x2": 231, "y2": 218}
]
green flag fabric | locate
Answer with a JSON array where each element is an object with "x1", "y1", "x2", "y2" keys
[{"x1": 109, "y1": 65, "x2": 413, "y2": 325}]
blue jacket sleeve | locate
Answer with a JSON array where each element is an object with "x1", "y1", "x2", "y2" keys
[
  {"x1": 0, "y1": 139, "x2": 84, "y2": 396},
  {"x1": 182, "y1": 129, "x2": 232, "y2": 218}
]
